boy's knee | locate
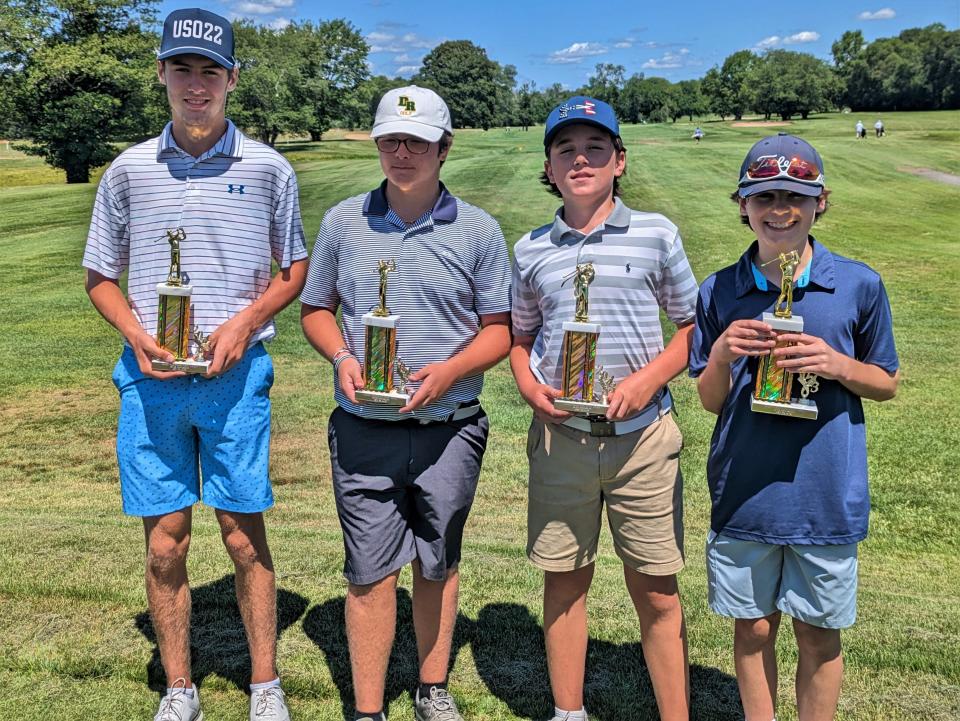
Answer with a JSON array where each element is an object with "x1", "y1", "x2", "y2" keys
[
  {"x1": 146, "y1": 531, "x2": 190, "y2": 578},
  {"x1": 793, "y1": 620, "x2": 842, "y2": 661},
  {"x1": 735, "y1": 614, "x2": 780, "y2": 647}
]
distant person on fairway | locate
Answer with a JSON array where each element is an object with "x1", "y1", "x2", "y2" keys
[
  {"x1": 875, "y1": 119, "x2": 885, "y2": 137},
  {"x1": 300, "y1": 85, "x2": 511, "y2": 721},
  {"x1": 83, "y1": 8, "x2": 307, "y2": 721},
  {"x1": 855, "y1": 120, "x2": 866, "y2": 139},
  {"x1": 510, "y1": 96, "x2": 698, "y2": 721},
  {"x1": 693, "y1": 126, "x2": 704, "y2": 143},
  {"x1": 689, "y1": 133, "x2": 900, "y2": 721}
]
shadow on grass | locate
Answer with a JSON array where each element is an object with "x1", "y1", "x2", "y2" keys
[
  {"x1": 473, "y1": 603, "x2": 744, "y2": 721},
  {"x1": 303, "y1": 587, "x2": 474, "y2": 720},
  {"x1": 135, "y1": 574, "x2": 309, "y2": 694}
]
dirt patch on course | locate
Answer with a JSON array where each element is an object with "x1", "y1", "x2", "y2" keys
[
  {"x1": 900, "y1": 167, "x2": 960, "y2": 187},
  {"x1": 731, "y1": 121, "x2": 792, "y2": 127},
  {"x1": 343, "y1": 132, "x2": 369, "y2": 141}
]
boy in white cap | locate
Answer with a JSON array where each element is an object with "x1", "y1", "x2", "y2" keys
[
  {"x1": 300, "y1": 85, "x2": 511, "y2": 721},
  {"x1": 83, "y1": 7, "x2": 306, "y2": 721}
]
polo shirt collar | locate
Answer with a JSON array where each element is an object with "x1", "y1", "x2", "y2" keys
[
  {"x1": 362, "y1": 180, "x2": 458, "y2": 223},
  {"x1": 735, "y1": 236, "x2": 837, "y2": 298},
  {"x1": 156, "y1": 120, "x2": 243, "y2": 162},
  {"x1": 550, "y1": 197, "x2": 631, "y2": 243}
]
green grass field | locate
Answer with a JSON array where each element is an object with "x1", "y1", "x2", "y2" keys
[{"x1": 1, "y1": 111, "x2": 958, "y2": 720}]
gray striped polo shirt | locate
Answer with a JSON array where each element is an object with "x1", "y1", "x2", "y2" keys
[
  {"x1": 83, "y1": 120, "x2": 307, "y2": 345},
  {"x1": 301, "y1": 181, "x2": 512, "y2": 421},
  {"x1": 512, "y1": 198, "x2": 698, "y2": 389}
]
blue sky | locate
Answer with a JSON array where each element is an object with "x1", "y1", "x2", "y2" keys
[{"x1": 158, "y1": 0, "x2": 960, "y2": 87}]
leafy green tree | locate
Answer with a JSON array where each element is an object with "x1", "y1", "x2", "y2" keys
[
  {"x1": 10, "y1": 0, "x2": 159, "y2": 183},
  {"x1": 515, "y1": 81, "x2": 537, "y2": 131},
  {"x1": 620, "y1": 75, "x2": 674, "y2": 123},
  {"x1": 672, "y1": 79, "x2": 708, "y2": 122},
  {"x1": 584, "y1": 63, "x2": 625, "y2": 111},
  {"x1": 750, "y1": 50, "x2": 839, "y2": 120},
  {"x1": 700, "y1": 67, "x2": 730, "y2": 119},
  {"x1": 414, "y1": 40, "x2": 513, "y2": 129},
  {"x1": 718, "y1": 50, "x2": 757, "y2": 120}
]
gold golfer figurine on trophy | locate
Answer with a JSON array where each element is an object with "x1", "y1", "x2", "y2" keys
[
  {"x1": 152, "y1": 228, "x2": 211, "y2": 374},
  {"x1": 751, "y1": 250, "x2": 819, "y2": 419},
  {"x1": 554, "y1": 262, "x2": 615, "y2": 414},
  {"x1": 356, "y1": 259, "x2": 409, "y2": 405}
]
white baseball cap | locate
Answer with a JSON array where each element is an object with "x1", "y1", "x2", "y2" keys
[{"x1": 371, "y1": 85, "x2": 452, "y2": 142}]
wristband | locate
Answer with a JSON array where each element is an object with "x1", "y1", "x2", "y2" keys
[{"x1": 333, "y1": 348, "x2": 357, "y2": 373}]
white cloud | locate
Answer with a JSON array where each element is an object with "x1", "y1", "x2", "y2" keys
[
  {"x1": 395, "y1": 65, "x2": 420, "y2": 76},
  {"x1": 641, "y1": 48, "x2": 694, "y2": 69},
  {"x1": 233, "y1": 0, "x2": 293, "y2": 14},
  {"x1": 365, "y1": 28, "x2": 437, "y2": 54},
  {"x1": 268, "y1": 16, "x2": 291, "y2": 29},
  {"x1": 614, "y1": 41, "x2": 632, "y2": 49},
  {"x1": 784, "y1": 31, "x2": 820, "y2": 44},
  {"x1": 858, "y1": 8, "x2": 896, "y2": 20},
  {"x1": 547, "y1": 42, "x2": 608, "y2": 64},
  {"x1": 756, "y1": 35, "x2": 781, "y2": 49}
]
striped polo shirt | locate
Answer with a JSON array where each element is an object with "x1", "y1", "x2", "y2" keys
[
  {"x1": 301, "y1": 181, "x2": 511, "y2": 421},
  {"x1": 512, "y1": 198, "x2": 698, "y2": 389},
  {"x1": 83, "y1": 120, "x2": 307, "y2": 345}
]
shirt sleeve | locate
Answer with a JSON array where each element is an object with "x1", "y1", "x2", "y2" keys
[
  {"x1": 689, "y1": 277, "x2": 720, "y2": 378},
  {"x1": 299, "y1": 208, "x2": 341, "y2": 310},
  {"x1": 271, "y1": 171, "x2": 308, "y2": 268},
  {"x1": 471, "y1": 216, "x2": 512, "y2": 316},
  {"x1": 656, "y1": 231, "x2": 699, "y2": 326},
  {"x1": 854, "y1": 276, "x2": 899, "y2": 373},
  {"x1": 82, "y1": 171, "x2": 129, "y2": 278},
  {"x1": 510, "y1": 246, "x2": 542, "y2": 338}
]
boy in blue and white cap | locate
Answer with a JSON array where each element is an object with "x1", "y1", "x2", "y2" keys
[
  {"x1": 689, "y1": 134, "x2": 900, "y2": 720},
  {"x1": 510, "y1": 97, "x2": 697, "y2": 721},
  {"x1": 84, "y1": 8, "x2": 306, "y2": 721}
]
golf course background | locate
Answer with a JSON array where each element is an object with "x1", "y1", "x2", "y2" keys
[{"x1": 0, "y1": 110, "x2": 957, "y2": 719}]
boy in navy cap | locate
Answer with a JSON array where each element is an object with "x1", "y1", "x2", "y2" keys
[
  {"x1": 511, "y1": 97, "x2": 697, "y2": 721},
  {"x1": 84, "y1": 7, "x2": 306, "y2": 721},
  {"x1": 689, "y1": 134, "x2": 899, "y2": 720}
]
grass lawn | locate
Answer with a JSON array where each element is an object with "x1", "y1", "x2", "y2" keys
[{"x1": 0, "y1": 110, "x2": 958, "y2": 720}]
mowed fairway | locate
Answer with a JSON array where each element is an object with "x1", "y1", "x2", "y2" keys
[{"x1": 1, "y1": 111, "x2": 958, "y2": 720}]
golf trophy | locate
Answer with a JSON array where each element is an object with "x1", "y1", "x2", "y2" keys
[
  {"x1": 751, "y1": 250, "x2": 820, "y2": 419},
  {"x1": 152, "y1": 228, "x2": 211, "y2": 374},
  {"x1": 554, "y1": 262, "x2": 617, "y2": 414},
  {"x1": 355, "y1": 259, "x2": 410, "y2": 405}
]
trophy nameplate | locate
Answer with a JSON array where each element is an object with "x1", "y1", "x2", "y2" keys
[
  {"x1": 355, "y1": 259, "x2": 410, "y2": 406},
  {"x1": 553, "y1": 262, "x2": 616, "y2": 415},
  {"x1": 152, "y1": 228, "x2": 211, "y2": 374},
  {"x1": 751, "y1": 251, "x2": 819, "y2": 419}
]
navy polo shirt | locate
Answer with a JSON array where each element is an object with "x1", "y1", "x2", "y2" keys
[{"x1": 689, "y1": 238, "x2": 899, "y2": 545}]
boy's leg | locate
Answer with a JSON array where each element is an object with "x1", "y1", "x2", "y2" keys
[
  {"x1": 734, "y1": 613, "x2": 781, "y2": 721},
  {"x1": 347, "y1": 570, "x2": 403, "y2": 713},
  {"x1": 544, "y1": 564, "x2": 594, "y2": 711},
  {"x1": 143, "y1": 508, "x2": 194, "y2": 687},
  {"x1": 623, "y1": 568, "x2": 689, "y2": 720},
  {"x1": 793, "y1": 620, "x2": 842, "y2": 721},
  {"x1": 215, "y1": 509, "x2": 278, "y2": 684},
  {"x1": 412, "y1": 560, "x2": 459, "y2": 685}
]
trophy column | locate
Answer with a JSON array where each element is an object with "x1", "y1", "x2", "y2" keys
[
  {"x1": 355, "y1": 259, "x2": 410, "y2": 406},
  {"x1": 151, "y1": 228, "x2": 211, "y2": 374},
  {"x1": 750, "y1": 251, "x2": 818, "y2": 419}
]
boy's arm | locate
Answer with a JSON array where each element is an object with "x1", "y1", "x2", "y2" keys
[
  {"x1": 510, "y1": 334, "x2": 571, "y2": 423},
  {"x1": 205, "y1": 258, "x2": 308, "y2": 375},
  {"x1": 773, "y1": 333, "x2": 899, "y2": 401},
  {"x1": 300, "y1": 303, "x2": 365, "y2": 403},
  {"x1": 606, "y1": 323, "x2": 694, "y2": 420}
]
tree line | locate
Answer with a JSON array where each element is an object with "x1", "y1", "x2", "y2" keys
[{"x1": 1, "y1": 1, "x2": 957, "y2": 182}]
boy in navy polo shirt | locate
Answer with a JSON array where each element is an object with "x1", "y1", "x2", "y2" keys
[{"x1": 689, "y1": 134, "x2": 899, "y2": 721}]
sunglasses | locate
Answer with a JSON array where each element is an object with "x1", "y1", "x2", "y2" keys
[
  {"x1": 741, "y1": 155, "x2": 823, "y2": 185},
  {"x1": 375, "y1": 137, "x2": 431, "y2": 155}
]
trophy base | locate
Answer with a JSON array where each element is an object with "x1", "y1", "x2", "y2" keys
[
  {"x1": 750, "y1": 396, "x2": 818, "y2": 420},
  {"x1": 355, "y1": 389, "x2": 409, "y2": 406},
  {"x1": 151, "y1": 358, "x2": 211, "y2": 374},
  {"x1": 555, "y1": 398, "x2": 610, "y2": 415}
]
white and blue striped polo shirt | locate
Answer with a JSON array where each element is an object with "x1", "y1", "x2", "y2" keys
[
  {"x1": 83, "y1": 120, "x2": 307, "y2": 345},
  {"x1": 301, "y1": 181, "x2": 512, "y2": 421},
  {"x1": 512, "y1": 198, "x2": 698, "y2": 389}
]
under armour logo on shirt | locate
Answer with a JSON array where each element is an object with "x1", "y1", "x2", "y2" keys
[{"x1": 227, "y1": 184, "x2": 245, "y2": 194}]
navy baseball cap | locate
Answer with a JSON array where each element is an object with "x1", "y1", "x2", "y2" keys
[
  {"x1": 158, "y1": 9, "x2": 236, "y2": 70},
  {"x1": 738, "y1": 133, "x2": 825, "y2": 198},
  {"x1": 544, "y1": 96, "x2": 620, "y2": 149}
]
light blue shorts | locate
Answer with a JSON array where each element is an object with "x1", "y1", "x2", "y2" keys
[
  {"x1": 112, "y1": 343, "x2": 274, "y2": 517},
  {"x1": 706, "y1": 531, "x2": 858, "y2": 629}
]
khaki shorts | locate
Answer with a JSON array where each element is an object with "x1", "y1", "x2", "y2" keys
[{"x1": 526, "y1": 412, "x2": 685, "y2": 575}]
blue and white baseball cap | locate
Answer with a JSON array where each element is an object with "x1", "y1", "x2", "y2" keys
[
  {"x1": 544, "y1": 96, "x2": 620, "y2": 148},
  {"x1": 737, "y1": 133, "x2": 825, "y2": 198},
  {"x1": 158, "y1": 9, "x2": 236, "y2": 70}
]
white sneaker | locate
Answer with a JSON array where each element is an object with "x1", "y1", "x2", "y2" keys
[
  {"x1": 250, "y1": 685, "x2": 291, "y2": 720},
  {"x1": 154, "y1": 678, "x2": 202, "y2": 721}
]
